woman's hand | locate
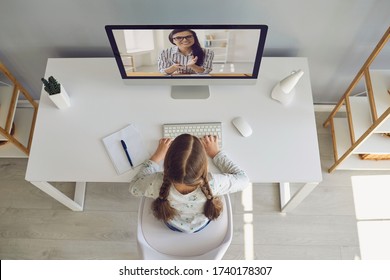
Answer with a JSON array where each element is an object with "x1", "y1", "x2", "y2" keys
[
  {"x1": 186, "y1": 56, "x2": 198, "y2": 67},
  {"x1": 201, "y1": 135, "x2": 220, "y2": 159},
  {"x1": 164, "y1": 63, "x2": 184, "y2": 75},
  {"x1": 150, "y1": 138, "x2": 173, "y2": 163},
  {"x1": 187, "y1": 56, "x2": 205, "y2": 73}
]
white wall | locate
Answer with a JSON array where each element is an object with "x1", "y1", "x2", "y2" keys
[{"x1": 0, "y1": 0, "x2": 389, "y2": 103}]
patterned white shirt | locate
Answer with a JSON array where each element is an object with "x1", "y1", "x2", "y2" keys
[
  {"x1": 158, "y1": 46, "x2": 214, "y2": 74},
  {"x1": 129, "y1": 151, "x2": 249, "y2": 233}
]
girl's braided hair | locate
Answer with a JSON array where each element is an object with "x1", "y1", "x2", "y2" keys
[{"x1": 152, "y1": 134, "x2": 222, "y2": 221}]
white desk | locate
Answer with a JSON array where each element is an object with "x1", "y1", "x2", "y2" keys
[{"x1": 25, "y1": 57, "x2": 322, "y2": 212}]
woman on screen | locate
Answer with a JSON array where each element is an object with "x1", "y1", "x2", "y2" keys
[{"x1": 158, "y1": 29, "x2": 214, "y2": 75}]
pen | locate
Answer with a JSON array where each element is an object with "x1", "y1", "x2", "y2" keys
[{"x1": 120, "y1": 140, "x2": 134, "y2": 168}]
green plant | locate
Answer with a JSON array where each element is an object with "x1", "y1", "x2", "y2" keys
[{"x1": 41, "y1": 76, "x2": 61, "y2": 95}]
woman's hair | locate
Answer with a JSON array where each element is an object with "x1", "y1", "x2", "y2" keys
[
  {"x1": 152, "y1": 134, "x2": 223, "y2": 222},
  {"x1": 168, "y1": 29, "x2": 205, "y2": 66}
]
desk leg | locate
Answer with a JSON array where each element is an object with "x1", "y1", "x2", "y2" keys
[
  {"x1": 279, "y1": 182, "x2": 319, "y2": 213},
  {"x1": 30, "y1": 181, "x2": 86, "y2": 211}
]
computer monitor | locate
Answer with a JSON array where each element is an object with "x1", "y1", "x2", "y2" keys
[{"x1": 105, "y1": 24, "x2": 268, "y2": 99}]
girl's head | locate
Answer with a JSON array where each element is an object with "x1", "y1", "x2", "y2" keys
[
  {"x1": 152, "y1": 134, "x2": 222, "y2": 222},
  {"x1": 168, "y1": 29, "x2": 205, "y2": 66},
  {"x1": 164, "y1": 133, "x2": 208, "y2": 187}
]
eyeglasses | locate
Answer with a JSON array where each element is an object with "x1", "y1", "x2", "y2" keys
[{"x1": 173, "y1": 35, "x2": 194, "y2": 42}]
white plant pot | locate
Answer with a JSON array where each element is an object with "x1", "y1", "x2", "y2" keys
[{"x1": 48, "y1": 85, "x2": 70, "y2": 109}]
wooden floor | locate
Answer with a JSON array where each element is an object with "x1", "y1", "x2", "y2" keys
[{"x1": 0, "y1": 112, "x2": 387, "y2": 260}]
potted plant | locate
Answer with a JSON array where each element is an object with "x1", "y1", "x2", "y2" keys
[{"x1": 41, "y1": 76, "x2": 70, "y2": 109}]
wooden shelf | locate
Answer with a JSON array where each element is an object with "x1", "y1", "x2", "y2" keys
[
  {"x1": 0, "y1": 86, "x2": 18, "y2": 140},
  {"x1": 356, "y1": 133, "x2": 390, "y2": 154},
  {"x1": 0, "y1": 108, "x2": 34, "y2": 158},
  {"x1": 324, "y1": 27, "x2": 390, "y2": 172},
  {"x1": 370, "y1": 69, "x2": 390, "y2": 132},
  {"x1": 334, "y1": 117, "x2": 390, "y2": 169},
  {"x1": 337, "y1": 154, "x2": 390, "y2": 170},
  {"x1": 333, "y1": 117, "x2": 352, "y2": 157},
  {"x1": 334, "y1": 117, "x2": 390, "y2": 155},
  {"x1": 0, "y1": 60, "x2": 38, "y2": 157},
  {"x1": 349, "y1": 96, "x2": 372, "y2": 139}
]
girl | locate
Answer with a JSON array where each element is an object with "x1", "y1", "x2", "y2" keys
[
  {"x1": 158, "y1": 29, "x2": 214, "y2": 75},
  {"x1": 129, "y1": 134, "x2": 249, "y2": 233}
]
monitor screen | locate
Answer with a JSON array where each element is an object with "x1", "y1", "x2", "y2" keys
[{"x1": 105, "y1": 25, "x2": 268, "y2": 98}]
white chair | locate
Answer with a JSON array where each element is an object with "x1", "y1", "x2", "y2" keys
[{"x1": 136, "y1": 194, "x2": 233, "y2": 260}]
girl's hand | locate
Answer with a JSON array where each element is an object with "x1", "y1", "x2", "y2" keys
[
  {"x1": 201, "y1": 135, "x2": 220, "y2": 158},
  {"x1": 150, "y1": 138, "x2": 173, "y2": 163}
]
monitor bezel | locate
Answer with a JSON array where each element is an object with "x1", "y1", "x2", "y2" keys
[{"x1": 105, "y1": 24, "x2": 268, "y2": 80}]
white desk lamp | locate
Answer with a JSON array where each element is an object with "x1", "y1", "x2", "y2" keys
[{"x1": 271, "y1": 69, "x2": 304, "y2": 105}]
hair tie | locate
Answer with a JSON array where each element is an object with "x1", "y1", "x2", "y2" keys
[
  {"x1": 207, "y1": 195, "x2": 212, "y2": 200},
  {"x1": 159, "y1": 196, "x2": 166, "y2": 201}
]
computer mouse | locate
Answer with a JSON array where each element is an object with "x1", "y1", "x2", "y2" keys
[{"x1": 231, "y1": 117, "x2": 252, "y2": 137}]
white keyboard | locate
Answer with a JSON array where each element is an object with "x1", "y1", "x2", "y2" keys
[{"x1": 163, "y1": 122, "x2": 223, "y2": 147}]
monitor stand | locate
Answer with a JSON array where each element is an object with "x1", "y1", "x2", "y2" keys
[{"x1": 171, "y1": 85, "x2": 210, "y2": 99}]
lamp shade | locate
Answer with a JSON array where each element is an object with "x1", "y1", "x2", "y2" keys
[
  {"x1": 271, "y1": 70, "x2": 304, "y2": 105},
  {"x1": 279, "y1": 70, "x2": 304, "y2": 93}
]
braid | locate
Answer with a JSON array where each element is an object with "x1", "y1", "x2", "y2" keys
[
  {"x1": 200, "y1": 177, "x2": 223, "y2": 220},
  {"x1": 152, "y1": 172, "x2": 177, "y2": 221},
  {"x1": 153, "y1": 134, "x2": 222, "y2": 223}
]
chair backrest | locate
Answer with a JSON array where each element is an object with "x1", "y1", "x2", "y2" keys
[{"x1": 136, "y1": 194, "x2": 233, "y2": 260}]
